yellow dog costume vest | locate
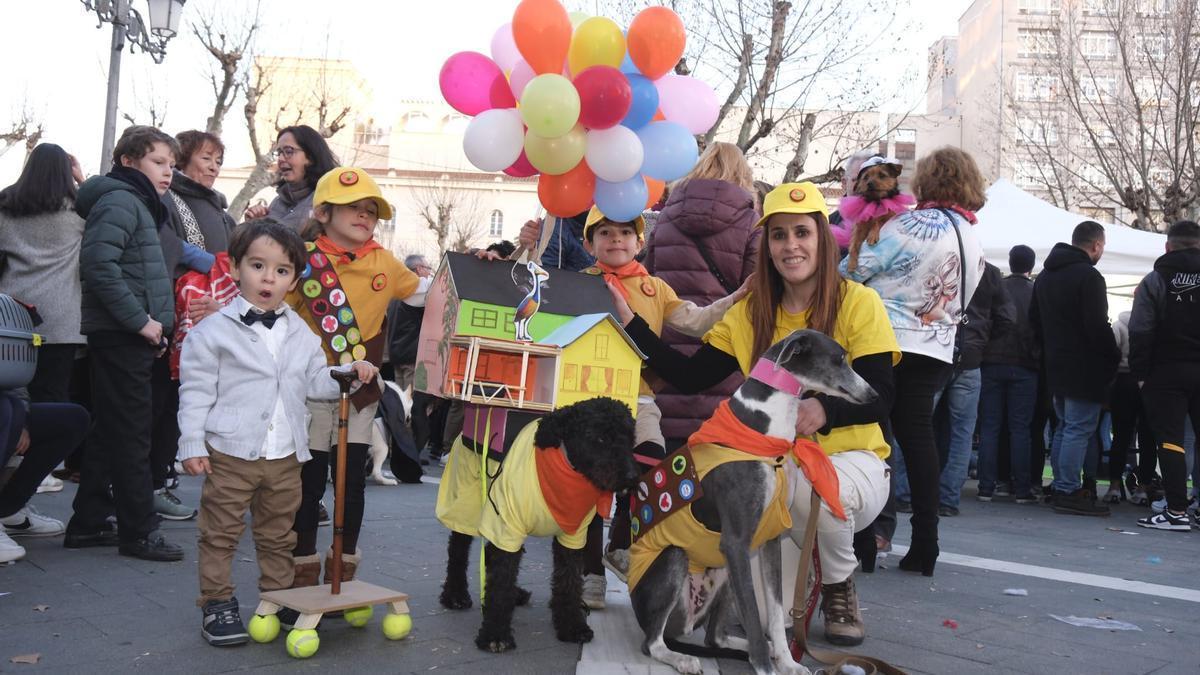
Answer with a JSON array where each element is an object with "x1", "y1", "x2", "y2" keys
[{"x1": 627, "y1": 443, "x2": 793, "y2": 591}]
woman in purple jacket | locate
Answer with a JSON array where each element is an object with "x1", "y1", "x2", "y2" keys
[{"x1": 643, "y1": 142, "x2": 760, "y2": 448}]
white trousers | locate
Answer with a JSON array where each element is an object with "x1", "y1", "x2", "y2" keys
[{"x1": 781, "y1": 449, "x2": 890, "y2": 606}]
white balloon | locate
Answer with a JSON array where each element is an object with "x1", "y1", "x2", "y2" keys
[
  {"x1": 463, "y1": 108, "x2": 524, "y2": 172},
  {"x1": 584, "y1": 126, "x2": 644, "y2": 183}
]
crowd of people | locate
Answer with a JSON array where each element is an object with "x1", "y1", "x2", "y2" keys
[{"x1": 0, "y1": 123, "x2": 1196, "y2": 653}]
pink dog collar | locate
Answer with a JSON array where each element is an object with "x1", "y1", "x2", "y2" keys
[{"x1": 749, "y1": 358, "x2": 805, "y2": 397}]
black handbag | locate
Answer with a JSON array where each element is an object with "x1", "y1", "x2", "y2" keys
[{"x1": 938, "y1": 209, "x2": 970, "y2": 369}]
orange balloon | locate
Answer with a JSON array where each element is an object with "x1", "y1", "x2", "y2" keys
[
  {"x1": 512, "y1": 0, "x2": 573, "y2": 75},
  {"x1": 627, "y1": 7, "x2": 686, "y2": 80},
  {"x1": 644, "y1": 176, "x2": 665, "y2": 209},
  {"x1": 539, "y1": 161, "x2": 596, "y2": 217},
  {"x1": 652, "y1": 109, "x2": 665, "y2": 122}
]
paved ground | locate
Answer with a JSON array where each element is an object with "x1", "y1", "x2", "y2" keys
[{"x1": 2, "y1": 467, "x2": 1199, "y2": 674}]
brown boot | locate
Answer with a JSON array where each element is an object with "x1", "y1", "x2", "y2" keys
[
  {"x1": 821, "y1": 577, "x2": 865, "y2": 646},
  {"x1": 323, "y1": 548, "x2": 361, "y2": 584},
  {"x1": 292, "y1": 553, "x2": 322, "y2": 588}
]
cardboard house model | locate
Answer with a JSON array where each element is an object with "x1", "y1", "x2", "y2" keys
[{"x1": 414, "y1": 252, "x2": 645, "y2": 415}]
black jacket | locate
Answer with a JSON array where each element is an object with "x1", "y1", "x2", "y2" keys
[
  {"x1": 982, "y1": 273, "x2": 1039, "y2": 370},
  {"x1": 386, "y1": 299, "x2": 424, "y2": 367},
  {"x1": 1030, "y1": 242, "x2": 1120, "y2": 402},
  {"x1": 166, "y1": 170, "x2": 235, "y2": 255},
  {"x1": 1128, "y1": 247, "x2": 1200, "y2": 380},
  {"x1": 957, "y1": 262, "x2": 1016, "y2": 371}
]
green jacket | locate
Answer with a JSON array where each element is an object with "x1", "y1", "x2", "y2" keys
[{"x1": 76, "y1": 176, "x2": 174, "y2": 335}]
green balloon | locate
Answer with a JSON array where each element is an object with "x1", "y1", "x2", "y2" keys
[{"x1": 520, "y1": 74, "x2": 581, "y2": 139}]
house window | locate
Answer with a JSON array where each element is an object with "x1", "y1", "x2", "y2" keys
[
  {"x1": 1080, "y1": 32, "x2": 1116, "y2": 59},
  {"x1": 594, "y1": 334, "x2": 609, "y2": 360},
  {"x1": 470, "y1": 308, "x2": 498, "y2": 329},
  {"x1": 616, "y1": 370, "x2": 632, "y2": 395},
  {"x1": 563, "y1": 364, "x2": 578, "y2": 391},
  {"x1": 490, "y1": 210, "x2": 504, "y2": 237}
]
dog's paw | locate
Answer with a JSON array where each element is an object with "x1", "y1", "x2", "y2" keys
[
  {"x1": 439, "y1": 588, "x2": 472, "y2": 610},
  {"x1": 372, "y1": 474, "x2": 400, "y2": 486},
  {"x1": 555, "y1": 622, "x2": 593, "y2": 644},
  {"x1": 475, "y1": 629, "x2": 516, "y2": 653},
  {"x1": 514, "y1": 586, "x2": 532, "y2": 607},
  {"x1": 671, "y1": 655, "x2": 703, "y2": 675}
]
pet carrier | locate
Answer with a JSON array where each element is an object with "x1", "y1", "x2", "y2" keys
[{"x1": 0, "y1": 294, "x2": 40, "y2": 389}]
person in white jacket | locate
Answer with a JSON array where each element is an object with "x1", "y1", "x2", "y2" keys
[{"x1": 176, "y1": 219, "x2": 376, "y2": 647}]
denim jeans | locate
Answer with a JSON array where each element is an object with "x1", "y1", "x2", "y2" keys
[
  {"x1": 977, "y1": 365, "x2": 1038, "y2": 496},
  {"x1": 1050, "y1": 396, "x2": 1103, "y2": 494},
  {"x1": 894, "y1": 368, "x2": 982, "y2": 509}
]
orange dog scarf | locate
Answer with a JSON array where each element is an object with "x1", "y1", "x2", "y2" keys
[
  {"x1": 534, "y1": 445, "x2": 612, "y2": 535},
  {"x1": 688, "y1": 400, "x2": 846, "y2": 521}
]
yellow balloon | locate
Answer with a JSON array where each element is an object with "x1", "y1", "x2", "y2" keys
[
  {"x1": 568, "y1": 11, "x2": 589, "y2": 29},
  {"x1": 568, "y1": 17, "x2": 626, "y2": 75},
  {"x1": 525, "y1": 126, "x2": 586, "y2": 176},
  {"x1": 520, "y1": 74, "x2": 581, "y2": 138}
]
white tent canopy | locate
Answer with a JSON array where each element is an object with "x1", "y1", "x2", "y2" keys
[{"x1": 975, "y1": 179, "x2": 1166, "y2": 277}]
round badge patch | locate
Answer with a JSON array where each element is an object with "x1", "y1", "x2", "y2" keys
[
  {"x1": 329, "y1": 289, "x2": 347, "y2": 307},
  {"x1": 636, "y1": 481, "x2": 649, "y2": 502},
  {"x1": 640, "y1": 504, "x2": 653, "y2": 525},
  {"x1": 653, "y1": 469, "x2": 666, "y2": 488},
  {"x1": 351, "y1": 344, "x2": 367, "y2": 361},
  {"x1": 671, "y1": 455, "x2": 687, "y2": 475},
  {"x1": 338, "y1": 307, "x2": 355, "y2": 325},
  {"x1": 641, "y1": 281, "x2": 656, "y2": 297},
  {"x1": 303, "y1": 280, "x2": 322, "y2": 298},
  {"x1": 631, "y1": 518, "x2": 640, "y2": 536},
  {"x1": 679, "y1": 479, "x2": 696, "y2": 501},
  {"x1": 338, "y1": 351, "x2": 354, "y2": 365},
  {"x1": 346, "y1": 327, "x2": 361, "y2": 345},
  {"x1": 789, "y1": 188, "x2": 807, "y2": 202},
  {"x1": 302, "y1": 263, "x2": 312, "y2": 279},
  {"x1": 658, "y1": 492, "x2": 673, "y2": 512},
  {"x1": 310, "y1": 299, "x2": 330, "y2": 316},
  {"x1": 320, "y1": 315, "x2": 338, "y2": 333},
  {"x1": 339, "y1": 170, "x2": 359, "y2": 186},
  {"x1": 310, "y1": 252, "x2": 328, "y2": 269},
  {"x1": 320, "y1": 271, "x2": 338, "y2": 288},
  {"x1": 584, "y1": 267, "x2": 601, "y2": 275},
  {"x1": 371, "y1": 273, "x2": 387, "y2": 291},
  {"x1": 305, "y1": 241, "x2": 316, "y2": 252},
  {"x1": 330, "y1": 335, "x2": 348, "y2": 353}
]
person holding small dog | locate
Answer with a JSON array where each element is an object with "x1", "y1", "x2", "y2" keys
[
  {"x1": 177, "y1": 219, "x2": 378, "y2": 646},
  {"x1": 610, "y1": 182, "x2": 898, "y2": 646},
  {"x1": 282, "y1": 167, "x2": 429, "y2": 621}
]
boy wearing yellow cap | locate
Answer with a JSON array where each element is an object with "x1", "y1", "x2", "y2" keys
[
  {"x1": 579, "y1": 206, "x2": 748, "y2": 605},
  {"x1": 279, "y1": 167, "x2": 430, "y2": 624}
]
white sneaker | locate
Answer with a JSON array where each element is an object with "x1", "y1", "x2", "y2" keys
[
  {"x1": 1137, "y1": 510, "x2": 1191, "y2": 531},
  {"x1": 582, "y1": 573, "x2": 606, "y2": 610},
  {"x1": 1151, "y1": 495, "x2": 1197, "y2": 513},
  {"x1": 36, "y1": 475, "x2": 64, "y2": 494},
  {"x1": 0, "y1": 530, "x2": 26, "y2": 562},
  {"x1": 1, "y1": 506, "x2": 65, "y2": 537}
]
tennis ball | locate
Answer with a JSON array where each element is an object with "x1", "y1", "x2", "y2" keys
[
  {"x1": 344, "y1": 605, "x2": 373, "y2": 627},
  {"x1": 286, "y1": 628, "x2": 319, "y2": 658},
  {"x1": 381, "y1": 613, "x2": 412, "y2": 640},
  {"x1": 248, "y1": 614, "x2": 280, "y2": 643}
]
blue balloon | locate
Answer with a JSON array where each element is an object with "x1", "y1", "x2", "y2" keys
[
  {"x1": 621, "y1": 74, "x2": 658, "y2": 130},
  {"x1": 636, "y1": 122, "x2": 699, "y2": 182},
  {"x1": 594, "y1": 175, "x2": 649, "y2": 222}
]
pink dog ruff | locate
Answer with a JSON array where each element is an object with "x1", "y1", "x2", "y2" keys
[
  {"x1": 837, "y1": 193, "x2": 916, "y2": 226},
  {"x1": 749, "y1": 358, "x2": 805, "y2": 397}
]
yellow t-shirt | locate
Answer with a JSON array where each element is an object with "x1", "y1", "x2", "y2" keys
[
  {"x1": 583, "y1": 269, "x2": 685, "y2": 397},
  {"x1": 703, "y1": 281, "x2": 899, "y2": 459}
]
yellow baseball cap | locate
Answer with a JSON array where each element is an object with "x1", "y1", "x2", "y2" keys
[
  {"x1": 583, "y1": 205, "x2": 646, "y2": 240},
  {"x1": 313, "y1": 167, "x2": 393, "y2": 220},
  {"x1": 754, "y1": 182, "x2": 829, "y2": 228}
]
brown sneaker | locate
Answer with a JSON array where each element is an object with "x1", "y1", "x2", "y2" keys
[{"x1": 820, "y1": 577, "x2": 865, "y2": 646}]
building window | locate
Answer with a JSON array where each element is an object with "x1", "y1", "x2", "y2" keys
[
  {"x1": 1015, "y1": 72, "x2": 1056, "y2": 101},
  {"x1": 1014, "y1": 162, "x2": 1044, "y2": 189},
  {"x1": 1080, "y1": 163, "x2": 1108, "y2": 187},
  {"x1": 1084, "y1": 0, "x2": 1117, "y2": 13},
  {"x1": 1080, "y1": 206, "x2": 1116, "y2": 222},
  {"x1": 1018, "y1": 28, "x2": 1057, "y2": 57},
  {"x1": 1015, "y1": 117, "x2": 1058, "y2": 146},
  {"x1": 1018, "y1": 0, "x2": 1060, "y2": 13},
  {"x1": 470, "y1": 308, "x2": 498, "y2": 329},
  {"x1": 1080, "y1": 75, "x2": 1116, "y2": 102},
  {"x1": 1081, "y1": 32, "x2": 1116, "y2": 59},
  {"x1": 593, "y1": 334, "x2": 609, "y2": 360},
  {"x1": 1136, "y1": 0, "x2": 1171, "y2": 15},
  {"x1": 489, "y1": 210, "x2": 504, "y2": 237},
  {"x1": 1136, "y1": 35, "x2": 1167, "y2": 59}
]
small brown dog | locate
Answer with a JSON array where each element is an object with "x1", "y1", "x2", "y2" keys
[{"x1": 839, "y1": 157, "x2": 912, "y2": 273}]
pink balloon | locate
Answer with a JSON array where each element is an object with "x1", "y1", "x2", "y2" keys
[
  {"x1": 491, "y1": 23, "x2": 522, "y2": 73},
  {"x1": 509, "y1": 60, "x2": 536, "y2": 99},
  {"x1": 439, "y1": 51, "x2": 516, "y2": 116},
  {"x1": 504, "y1": 149, "x2": 538, "y2": 178},
  {"x1": 574, "y1": 66, "x2": 632, "y2": 130},
  {"x1": 655, "y1": 74, "x2": 719, "y2": 135}
]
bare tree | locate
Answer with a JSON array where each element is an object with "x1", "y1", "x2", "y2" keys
[
  {"x1": 1007, "y1": 0, "x2": 1200, "y2": 230},
  {"x1": 191, "y1": 0, "x2": 261, "y2": 135},
  {"x1": 413, "y1": 179, "x2": 483, "y2": 253},
  {"x1": 0, "y1": 109, "x2": 43, "y2": 160}
]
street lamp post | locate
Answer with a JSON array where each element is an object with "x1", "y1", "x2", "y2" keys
[{"x1": 80, "y1": 0, "x2": 187, "y2": 170}]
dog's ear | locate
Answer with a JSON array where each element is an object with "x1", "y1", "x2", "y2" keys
[
  {"x1": 534, "y1": 405, "x2": 574, "y2": 448},
  {"x1": 775, "y1": 331, "x2": 813, "y2": 367},
  {"x1": 884, "y1": 163, "x2": 902, "y2": 178}
]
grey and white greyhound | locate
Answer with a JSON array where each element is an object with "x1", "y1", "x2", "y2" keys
[{"x1": 630, "y1": 329, "x2": 878, "y2": 675}]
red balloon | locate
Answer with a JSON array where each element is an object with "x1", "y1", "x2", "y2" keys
[
  {"x1": 538, "y1": 161, "x2": 595, "y2": 217},
  {"x1": 504, "y1": 150, "x2": 538, "y2": 178},
  {"x1": 439, "y1": 51, "x2": 516, "y2": 116},
  {"x1": 573, "y1": 66, "x2": 632, "y2": 130}
]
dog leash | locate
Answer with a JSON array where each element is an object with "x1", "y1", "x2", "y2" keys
[{"x1": 790, "y1": 491, "x2": 908, "y2": 675}]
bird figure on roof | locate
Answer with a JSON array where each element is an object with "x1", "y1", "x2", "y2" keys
[{"x1": 513, "y1": 260, "x2": 550, "y2": 342}]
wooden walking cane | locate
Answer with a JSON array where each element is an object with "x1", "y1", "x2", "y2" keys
[{"x1": 329, "y1": 369, "x2": 358, "y2": 595}]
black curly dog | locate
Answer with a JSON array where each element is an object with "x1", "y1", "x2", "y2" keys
[{"x1": 438, "y1": 397, "x2": 640, "y2": 653}]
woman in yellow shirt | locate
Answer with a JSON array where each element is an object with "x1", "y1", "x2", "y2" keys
[{"x1": 610, "y1": 182, "x2": 899, "y2": 647}]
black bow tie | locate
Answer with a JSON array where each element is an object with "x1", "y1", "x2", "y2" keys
[{"x1": 241, "y1": 309, "x2": 281, "y2": 329}]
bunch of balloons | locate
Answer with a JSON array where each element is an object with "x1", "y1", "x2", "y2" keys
[{"x1": 438, "y1": 0, "x2": 719, "y2": 220}]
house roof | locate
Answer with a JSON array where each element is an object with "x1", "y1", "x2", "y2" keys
[
  {"x1": 539, "y1": 313, "x2": 647, "y2": 360},
  {"x1": 441, "y1": 252, "x2": 616, "y2": 317}
]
